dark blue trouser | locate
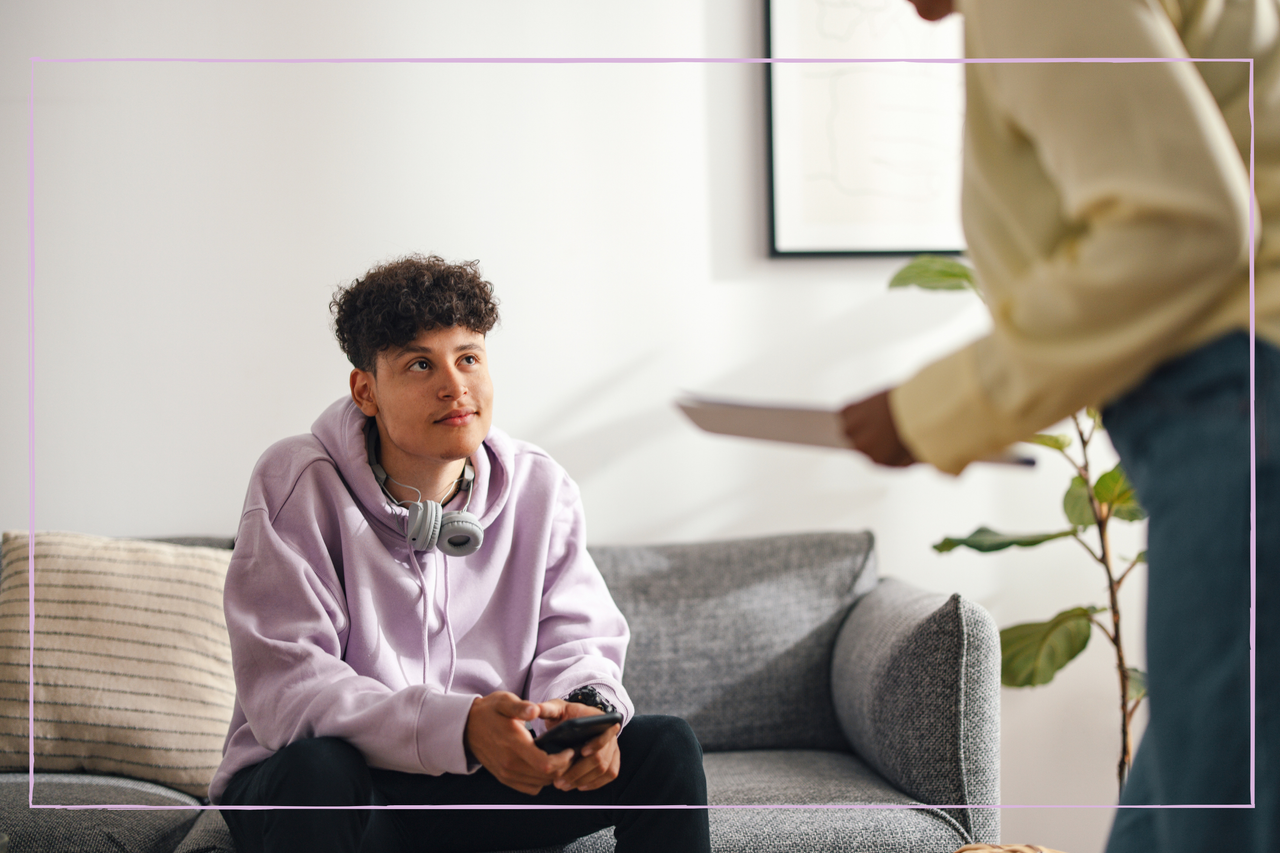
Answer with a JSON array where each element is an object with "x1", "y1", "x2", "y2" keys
[
  {"x1": 219, "y1": 715, "x2": 710, "y2": 853},
  {"x1": 1103, "y1": 332, "x2": 1278, "y2": 852}
]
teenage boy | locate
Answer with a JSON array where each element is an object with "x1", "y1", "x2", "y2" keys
[{"x1": 211, "y1": 254, "x2": 710, "y2": 853}]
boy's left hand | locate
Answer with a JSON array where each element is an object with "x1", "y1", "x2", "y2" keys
[{"x1": 537, "y1": 699, "x2": 622, "y2": 792}]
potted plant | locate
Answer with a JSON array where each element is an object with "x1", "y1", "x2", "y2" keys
[{"x1": 891, "y1": 256, "x2": 1149, "y2": 794}]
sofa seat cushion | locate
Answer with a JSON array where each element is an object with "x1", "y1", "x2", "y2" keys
[
  {"x1": 172, "y1": 809, "x2": 236, "y2": 853},
  {"x1": 588, "y1": 531, "x2": 877, "y2": 752},
  {"x1": 705, "y1": 749, "x2": 964, "y2": 809},
  {"x1": 704, "y1": 749, "x2": 974, "y2": 852},
  {"x1": 502, "y1": 749, "x2": 976, "y2": 853},
  {"x1": 0, "y1": 772, "x2": 200, "y2": 853}
]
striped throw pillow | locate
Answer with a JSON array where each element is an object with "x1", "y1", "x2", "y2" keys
[{"x1": 0, "y1": 531, "x2": 235, "y2": 798}]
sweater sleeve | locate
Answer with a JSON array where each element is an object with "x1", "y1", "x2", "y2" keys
[
  {"x1": 522, "y1": 472, "x2": 634, "y2": 724},
  {"x1": 224, "y1": 460, "x2": 478, "y2": 776},
  {"x1": 892, "y1": 0, "x2": 1253, "y2": 474}
]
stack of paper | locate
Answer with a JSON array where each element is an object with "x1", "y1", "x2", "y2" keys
[{"x1": 675, "y1": 394, "x2": 1034, "y2": 467}]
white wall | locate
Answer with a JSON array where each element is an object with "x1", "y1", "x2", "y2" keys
[{"x1": 1, "y1": 3, "x2": 1149, "y2": 850}]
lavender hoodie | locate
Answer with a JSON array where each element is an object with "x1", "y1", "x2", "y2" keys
[{"x1": 209, "y1": 397, "x2": 633, "y2": 802}]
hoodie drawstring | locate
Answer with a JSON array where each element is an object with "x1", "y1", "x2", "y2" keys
[
  {"x1": 407, "y1": 546, "x2": 429, "y2": 685},
  {"x1": 407, "y1": 546, "x2": 458, "y2": 693},
  {"x1": 443, "y1": 553, "x2": 457, "y2": 694}
]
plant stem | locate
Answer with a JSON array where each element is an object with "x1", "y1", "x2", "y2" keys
[
  {"x1": 1099, "y1": 516, "x2": 1132, "y2": 793},
  {"x1": 1126, "y1": 695, "x2": 1142, "y2": 729},
  {"x1": 1076, "y1": 409, "x2": 1133, "y2": 793},
  {"x1": 1116, "y1": 554, "x2": 1143, "y2": 589},
  {"x1": 1074, "y1": 412, "x2": 1093, "y2": 463},
  {"x1": 1071, "y1": 530, "x2": 1105, "y2": 566},
  {"x1": 1089, "y1": 613, "x2": 1116, "y2": 645}
]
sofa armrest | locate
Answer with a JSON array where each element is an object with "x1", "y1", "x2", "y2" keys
[{"x1": 830, "y1": 577, "x2": 1000, "y2": 844}]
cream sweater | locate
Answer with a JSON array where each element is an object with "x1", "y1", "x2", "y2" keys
[{"x1": 891, "y1": 0, "x2": 1280, "y2": 474}]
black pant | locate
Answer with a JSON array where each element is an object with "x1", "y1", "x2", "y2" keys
[{"x1": 219, "y1": 715, "x2": 710, "y2": 853}]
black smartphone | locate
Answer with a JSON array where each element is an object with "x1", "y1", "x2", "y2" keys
[{"x1": 532, "y1": 712, "x2": 623, "y2": 753}]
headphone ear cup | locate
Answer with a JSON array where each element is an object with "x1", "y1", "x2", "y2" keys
[
  {"x1": 405, "y1": 500, "x2": 442, "y2": 551},
  {"x1": 437, "y1": 510, "x2": 484, "y2": 557}
]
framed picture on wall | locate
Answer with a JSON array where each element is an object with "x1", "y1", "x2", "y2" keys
[{"x1": 767, "y1": 0, "x2": 967, "y2": 256}]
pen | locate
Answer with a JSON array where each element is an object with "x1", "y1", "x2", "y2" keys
[{"x1": 977, "y1": 451, "x2": 1036, "y2": 467}]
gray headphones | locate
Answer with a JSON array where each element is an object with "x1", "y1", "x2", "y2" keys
[{"x1": 366, "y1": 424, "x2": 485, "y2": 556}]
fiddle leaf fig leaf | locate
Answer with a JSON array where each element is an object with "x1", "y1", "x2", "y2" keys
[
  {"x1": 1093, "y1": 465, "x2": 1131, "y2": 504},
  {"x1": 888, "y1": 255, "x2": 977, "y2": 292},
  {"x1": 933, "y1": 526, "x2": 1074, "y2": 553},
  {"x1": 1095, "y1": 464, "x2": 1147, "y2": 522},
  {"x1": 1063, "y1": 475, "x2": 1096, "y2": 528},
  {"x1": 1027, "y1": 433, "x2": 1072, "y2": 452},
  {"x1": 1000, "y1": 606, "x2": 1102, "y2": 687},
  {"x1": 1112, "y1": 492, "x2": 1148, "y2": 522},
  {"x1": 1126, "y1": 667, "x2": 1148, "y2": 704}
]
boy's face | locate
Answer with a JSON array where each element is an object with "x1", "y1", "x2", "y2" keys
[{"x1": 350, "y1": 325, "x2": 494, "y2": 473}]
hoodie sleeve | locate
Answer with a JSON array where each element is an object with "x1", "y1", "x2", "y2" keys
[
  {"x1": 523, "y1": 471, "x2": 634, "y2": 724},
  {"x1": 891, "y1": 0, "x2": 1254, "y2": 474},
  {"x1": 224, "y1": 454, "x2": 478, "y2": 776}
]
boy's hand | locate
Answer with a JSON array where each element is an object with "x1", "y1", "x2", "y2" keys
[
  {"x1": 463, "y1": 691, "x2": 574, "y2": 795},
  {"x1": 539, "y1": 699, "x2": 622, "y2": 792}
]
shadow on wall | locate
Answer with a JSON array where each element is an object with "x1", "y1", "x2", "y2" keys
[{"x1": 536, "y1": 406, "x2": 683, "y2": 484}]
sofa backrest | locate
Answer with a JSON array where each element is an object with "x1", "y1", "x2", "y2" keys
[
  {"x1": 2, "y1": 529, "x2": 878, "y2": 796},
  {"x1": 588, "y1": 530, "x2": 878, "y2": 753}
]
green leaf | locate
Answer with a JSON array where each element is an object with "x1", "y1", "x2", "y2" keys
[
  {"x1": 1132, "y1": 550, "x2": 1147, "y2": 564},
  {"x1": 1026, "y1": 433, "x2": 1072, "y2": 452},
  {"x1": 933, "y1": 525, "x2": 1074, "y2": 553},
  {"x1": 1063, "y1": 475, "x2": 1096, "y2": 528},
  {"x1": 1094, "y1": 464, "x2": 1148, "y2": 522},
  {"x1": 1086, "y1": 407, "x2": 1104, "y2": 431},
  {"x1": 1000, "y1": 606, "x2": 1102, "y2": 687},
  {"x1": 888, "y1": 255, "x2": 976, "y2": 292},
  {"x1": 1126, "y1": 667, "x2": 1148, "y2": 704}
]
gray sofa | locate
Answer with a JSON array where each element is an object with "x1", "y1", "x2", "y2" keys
[{"x1": 0, "y1": 530, "x2": 1000, "y2": 852}]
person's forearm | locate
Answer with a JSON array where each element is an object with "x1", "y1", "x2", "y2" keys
[{"x1": 895, "y1": 0, "x2": 1251, "y2": 474}]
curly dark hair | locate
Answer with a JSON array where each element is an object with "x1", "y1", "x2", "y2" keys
[{"x1": 331, "y1": 253, "x2": 501, "y2": 373}]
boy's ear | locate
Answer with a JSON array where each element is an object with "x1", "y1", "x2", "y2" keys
[{"x1": 350, "y1": 368, "x2": 379, "y2": 417}]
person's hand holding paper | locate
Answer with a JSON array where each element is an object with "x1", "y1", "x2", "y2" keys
[
  {"x1": 676, "y1": 393, "x2": 1030, "y2": 467},
  {"x1": 838, "y1": 389, "x2": 916, "y2": 468}
]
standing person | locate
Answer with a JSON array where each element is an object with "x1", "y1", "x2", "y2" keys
[
  {"x1": 840, "y1": 2, "x2": 1278, "y2": 852},
  {"x1": 211, "y1": 254, "x2": 710, "y2": 852}
]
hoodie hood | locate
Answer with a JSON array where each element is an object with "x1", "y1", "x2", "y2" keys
[{"x1": 309, "y1": 396, "x2": 513, "y2": 546}]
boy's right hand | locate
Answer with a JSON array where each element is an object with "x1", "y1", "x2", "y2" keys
[{"x1": 463, "y1": 691, "x2": 575, "y2": 795}]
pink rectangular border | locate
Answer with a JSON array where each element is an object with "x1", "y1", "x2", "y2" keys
[{"x1": 24, "y1": 54, "x2": 1256, "y2": 814}]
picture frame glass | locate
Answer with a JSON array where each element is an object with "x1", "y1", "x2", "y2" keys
[{"x1": 769, "y1": 0, "x2": 967, "y2": 255}]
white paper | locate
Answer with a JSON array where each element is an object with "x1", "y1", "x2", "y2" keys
[
  {"x1": 676, "y1": 394, "x2": 1034, "y2": 466},
  {"x1": 676, "y1": 396, "x2": 851, "y2": 450}
]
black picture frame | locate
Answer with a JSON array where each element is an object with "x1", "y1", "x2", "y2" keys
[{"x1": 765, "y1": 0, "x2": 967, "y2": 257}]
